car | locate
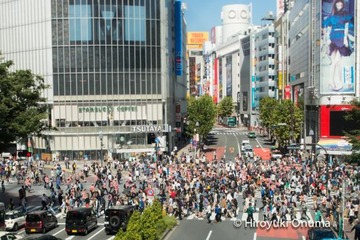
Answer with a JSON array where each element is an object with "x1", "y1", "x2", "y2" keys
[
  {"x1": 5, "y1": 210, "x2": 26, "y2": 231},
  {"x1": 0, "y1": 232, "x2": 25, "y2": 240},
  {"x1": 306, "y1": 228, "x2": 338, "y2": 240},
  {"x1": 247, "y1": 131, "x2": 256, "y2": 138},
  {"x1": 242, "y1": 144, "x2": 254, "y2": 158},
  {"x1": 104, "y1": 205, "x2": 135, "y2": 235},
  {"x1": 241, "y1": 140, "x2": 250, "y2": 151},
  {"x1": 22, "y1": 235, "x2": 62, "y2": 240},
  {"x1": 25, "y1": 211, "x2": 58, "y2": 234},
  {"x1": 65, "y1": 207, "x2": 97, "y2": 235}
]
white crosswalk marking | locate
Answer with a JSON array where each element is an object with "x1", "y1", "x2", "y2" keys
[{"x1": 241, "y1": 212, "x2": 259, "y2": 222}]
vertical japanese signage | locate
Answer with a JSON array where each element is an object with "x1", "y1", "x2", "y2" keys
[
  {"x1": 213, "y1": 58, "x2": 219, "y2": 103},
  {"x1": 174, "y1": 0, "x2": 183, "y2": 76},
  {"x1": 226, "y1": 56, "x2": 232, "y2": 97},
  {"x1": 251, "y1": 76, "x2": 256, "y2": 109},
  {"x1": 320, "y1": 0, "x2": 355, "y2": 94}
]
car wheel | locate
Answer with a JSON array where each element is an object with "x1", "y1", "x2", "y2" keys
[
  {"x1": 42, "y1": 227, "x2": 46, "y2": 234},
  {"x1": 25, "y1": 230, "x2": 30, "y2": 234},
  {"x1": 13, "y1": 223, "x2": 19, "y2": 231}
]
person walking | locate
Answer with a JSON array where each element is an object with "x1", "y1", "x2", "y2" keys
[
  {"x1": 246, "y1": 203, "x2": 255, "y2": 223},
  {"x1": 349, "y1": 219, "x2": 360, "y2": 240},
  {"x1": 41, "y1": 194, "x2": 48, "y2": 210}
]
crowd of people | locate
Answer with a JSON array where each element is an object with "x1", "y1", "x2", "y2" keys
[{"x1": 1, "y1": 141, "x2": 359, "y2": 237}]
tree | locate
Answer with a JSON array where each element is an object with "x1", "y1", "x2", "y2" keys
[
  {"x1": 0, "y1": 57, "x2": 48, "y2": 149},
  {"x1": 217, "y1": 96, "x2": 233, "y2": 118},
  {"x1": 115, "y1": 211, "x2": 142, "y2": 240},
  {"x1": 141, "y1": 206, "x2": 159, "y2": 240},
  {"x1": 344, "y1": 99, "x2": 360, "y2": 164},
  {"x1": 272, "y1": 100, "x2": 303, "y2": 148},
  {"x1": 259, "y1": 97, "x2": 278, "y2": 133},
  {"x1": 187, "y1": 95, "x2": 217, "y2": 141}
]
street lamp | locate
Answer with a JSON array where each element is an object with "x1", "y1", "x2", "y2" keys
[
  {"x1": 194, "y1": 121, "x2": 199, "y2": 159},
  {"x1": 99, "y1": 131, "x2": 103, "y2": 167}
]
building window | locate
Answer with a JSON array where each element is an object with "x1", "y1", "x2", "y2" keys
[
  {"x1": 124, "y1": 6, "x2": 146, "y2": 42},
  {"x1": 69, "y1": 5, "x2": 92, "y2": 41}
]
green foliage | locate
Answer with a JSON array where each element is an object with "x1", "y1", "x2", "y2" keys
[
  {"x1": 217, "y1": 96, "x2": 233, "y2": 118},
  {"x1": 116, "y1": 201, "x2": 172, "y2": 240},
  {"x1": 344, "y1": 99, "x2": 360, "y2": 164},
  {"x1": 163, "y1": 215, "x2": 177, "y2": 229},
  {"x1": 259, "y1": 98, "x2": 303, "y2": 148},
  {"x1": 187, "y1": 95, "x2": 217, "y2": 140},
  {"x1": 0, "y1": 57, "x2": 48, "y2": 148},
  {"x1": 259, "y1": 97, "x2": 278, "y2": 130},
  {"x1": 115, "y1": 211, "x2": 142, "y2": 240},
  {"x1": 141, "y1": 206, "x2": 159, "y2": 240},
  {"x1": 272, "y1": 100, "x2": 303, "y2": 148}
]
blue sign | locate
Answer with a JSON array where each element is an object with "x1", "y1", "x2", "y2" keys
[{"x1": 174, "y1": 1, "x2": 183, "y2": 76}]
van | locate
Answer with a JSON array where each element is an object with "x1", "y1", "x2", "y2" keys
[
  {"x1": 65, "y1": 207, "x2": 97, "y2": 235},
  {"x1": 104, "y1": 205, "x2": 135, "y2": 235},
  {"x1": 25, "y1": 211, "x2": 58, "y2": 234}
]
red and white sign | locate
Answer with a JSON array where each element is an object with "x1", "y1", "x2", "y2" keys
[{"x1": 146, "y1": 188, "x2": 154, "y2": 197}]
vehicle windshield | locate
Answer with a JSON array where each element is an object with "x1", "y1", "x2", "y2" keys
[
  {"x1": 5, "y1": 214, "x2": 15, "y2": 220},
  {"x1": 26, "y1": 214, "x2": 41, "y2": 222},
  {"x1": 67, "y1": 212, "x2": 85, "y2": 223}
]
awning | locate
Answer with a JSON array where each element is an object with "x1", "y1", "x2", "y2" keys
[{"x1": 317, "y1": 138, "x2": 352, "y2": 155}]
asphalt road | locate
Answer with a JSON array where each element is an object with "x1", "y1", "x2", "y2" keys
[{"x1": 166, "y1": 127, "x2": 319, "y2": 240}]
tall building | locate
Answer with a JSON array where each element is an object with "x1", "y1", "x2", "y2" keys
[
  {"x1": 276, "y1": 0, "x2": 358, "y2": 156},
  {"x1": 0, "y1": 0, "x2": 187, "y2": 161}
]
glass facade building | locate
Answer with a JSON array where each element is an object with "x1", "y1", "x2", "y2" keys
[{"x1": 0, "y1": 0, "x2": 187, "y2": 161}]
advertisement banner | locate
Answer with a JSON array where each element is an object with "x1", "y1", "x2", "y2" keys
[
  {"x1": 187, "y1": 32, "x2": 209, "y2": 46},
  {"x1": 174, "y1": 1, "x2": 183, "y2": 76},
  {"x1": 226, "y1": 56, "x2": 232, "y2": 97},
  {"x1": 320, "y1": 0, "x2": 355, "y2": 94},
  {"x1": 284, "y1": 85, "x2": 291, "y2": 100},
  {"x1": 213, "y1": 58, "x2": 218, "y2": 103},
  {"x1": 251, "y1": 76, "x2": 256, "y2": 109}
]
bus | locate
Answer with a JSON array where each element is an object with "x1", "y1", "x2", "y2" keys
[{"x1": 0, "y1": 202, "x2": 5, "y2": 231}]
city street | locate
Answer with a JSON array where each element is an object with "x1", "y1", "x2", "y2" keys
[{"x1": 0, "y1": 126, "x2": 352, "y2": 240}]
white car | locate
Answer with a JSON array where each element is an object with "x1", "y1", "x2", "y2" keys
[
  {"x1": 5, "y1": 210, "x2": 26, "y2": 231},
  {"x1": 0, "y1": 232, "x2": 24, "y2": 240}
]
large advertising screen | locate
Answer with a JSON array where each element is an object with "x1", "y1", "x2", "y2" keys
[{"x1": 320, "y1": 0, "x2": 355, "y2": 94}]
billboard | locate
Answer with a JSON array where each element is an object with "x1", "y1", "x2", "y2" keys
[
  {"x1": 174, "y1": 1, "x2": 183, "y2": 76},
  {"x1": 187, "y1": 32, "x2": 209, "y2": 46},
  {"x1": 320, "y1": 0, "x2": 355, "y2": 94},
  {"x1": 226, "y1": 56, "x2": 232, "y2": 96}
]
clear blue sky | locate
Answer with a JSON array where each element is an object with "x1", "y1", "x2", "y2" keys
[{"x1": 184, "y1": 0, "x2": 277, "y2": 32}]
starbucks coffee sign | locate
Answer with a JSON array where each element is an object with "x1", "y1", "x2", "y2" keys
[
  {"x1": 78, "y1": 106, "x2": 137, "y2": 113},
  {"x1": 132, "y1": 124, "x2": 170, "y2": 133}
]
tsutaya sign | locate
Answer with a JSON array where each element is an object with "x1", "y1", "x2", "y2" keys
[
  {"x1": 132, "y1": 124, "x2": 171, "y2": 133},
  {"x1": 78, "y1": 106, "x2": 137, "y2": 113}
]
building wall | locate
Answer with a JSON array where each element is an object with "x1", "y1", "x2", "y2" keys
[
  {"x1": 0, "y1": 0, "x2": 182, "y2": 160},
  {"x1": 0, "y1": 0, "x2": 54, "y2": 101},
  {"x1": 254, "y1": 26, "x2": 276, "y2": 99},
  {"x1": 221, "y1": 4, "x2": 251, "y2": 43}
]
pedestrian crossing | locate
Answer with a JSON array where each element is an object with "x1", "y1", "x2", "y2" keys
[
  {"x1": 209, "y1": 131, "x2": 249, "y2": 136},
  {"x1": 15, "y1": 205, "x2": 61, "y2": 218}
]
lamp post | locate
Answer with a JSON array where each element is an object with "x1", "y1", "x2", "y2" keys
[
  {"x1": 99, "y1": 131, "x2": 103, "y2": 167},
  {"x1": 194, "y1": 121, "x2": 199, "y2": 159}
]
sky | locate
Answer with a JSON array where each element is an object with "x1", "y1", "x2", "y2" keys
[{"x1": 184, "y1": 0, "x2": 277, "y2": 32}]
